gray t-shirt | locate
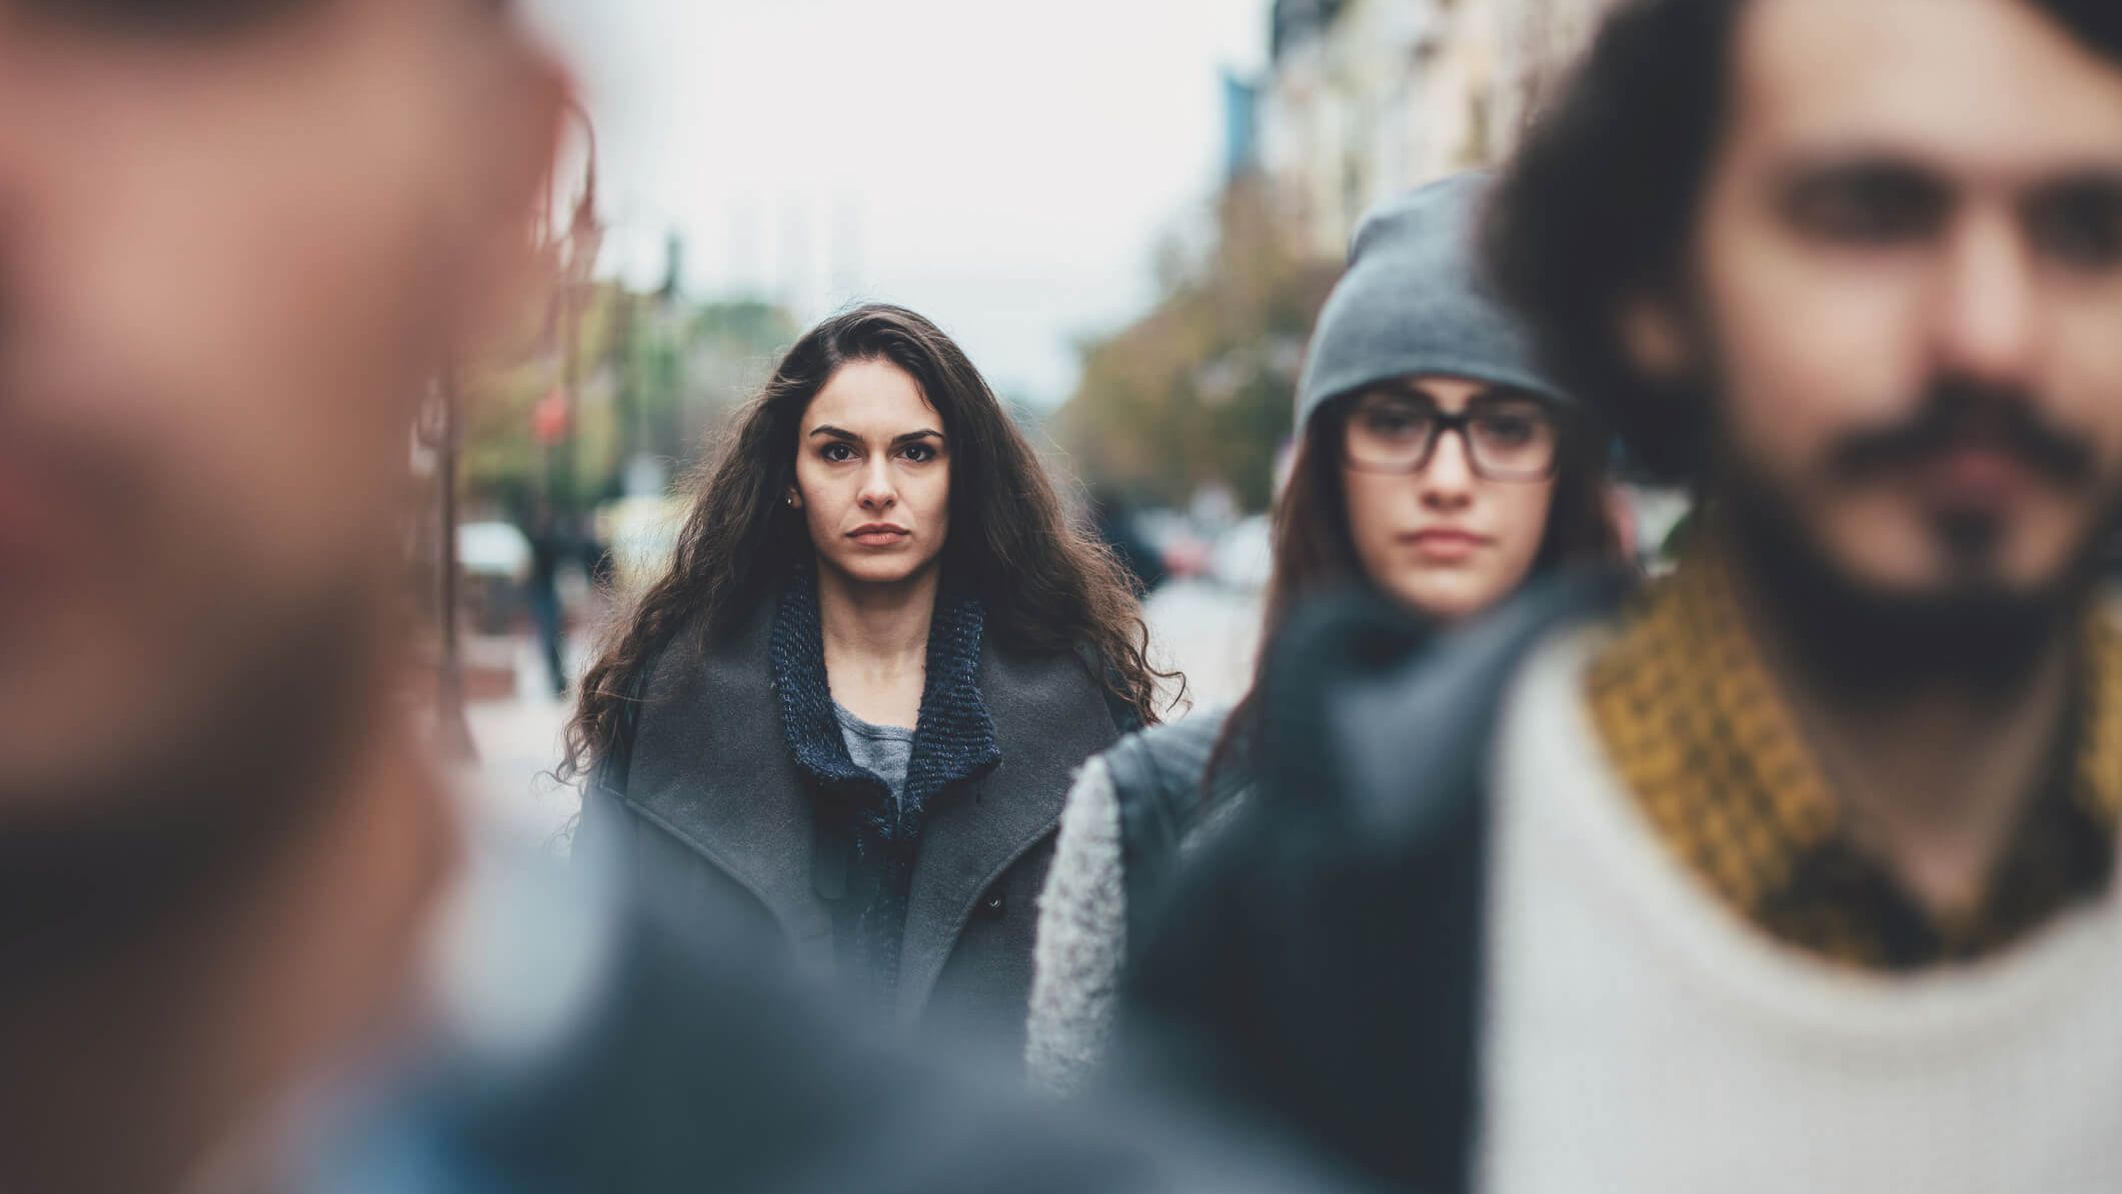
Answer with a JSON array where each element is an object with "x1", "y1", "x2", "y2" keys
[{"x1": 835, "y1": 703, "x2": 915, "y2": 811}]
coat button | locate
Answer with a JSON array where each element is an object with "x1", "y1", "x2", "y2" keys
[{"x1": 983, "y1": 891, "x2": 1006, "y2": 917}]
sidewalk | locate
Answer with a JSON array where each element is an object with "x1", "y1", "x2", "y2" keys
[
  {"x1": 1143, "y1": 578, "x2": 1263, "y2": 714},
  {"x1": 459, "y1": 636, "x2": 583, "y2": 848}
]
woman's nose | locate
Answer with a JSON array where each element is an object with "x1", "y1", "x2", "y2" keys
[
  {"x1": 1418, "y1": 428, "x2": 1477, "y2": 508},
  {"x1": 858, "y1": 458, "x2": 897, "y2": 510}
]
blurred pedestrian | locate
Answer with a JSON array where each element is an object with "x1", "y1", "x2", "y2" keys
[
  {"x1": 524, "y1": 498, "x2": 572, "y2": 698},
  {"x1": 1113, "y1": 1, "x2": 2122, "y2": 1190},
  {"x1": 1025, "y1": 173, "x2": 1622, "y2": 1092},
  {"x1": 567, "y1": 304, "x2": 1175, "y2": 1056},
  {"x1": 0, "y1": 3, "x2": 1354, "y2": 1193}
]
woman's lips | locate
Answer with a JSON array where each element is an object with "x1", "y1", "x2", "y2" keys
[
  {"x1": 1399, "y1": 528, "x2": 1490, "y2": 563},
  {"x1": 847, "y1": 524, "x2": 911, "y2": 548}
]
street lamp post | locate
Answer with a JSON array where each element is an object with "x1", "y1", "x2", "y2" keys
[
  {"x1": 414, "y1": 369, "x2": 477, "y2": 763},
  {"x1": 432, "y1": 370, "x2": 476, "y2": 761},
  {"x1": 427, "y1": 102, "x2": 599, "y2": 757},
  {"x1": 553, "y1": 101, "x2": 601, "y2": 521}
]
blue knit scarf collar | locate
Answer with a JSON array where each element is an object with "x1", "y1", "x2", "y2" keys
[{"x1": 769, "y1": 567, "x2": 1000, "y2": 1000}]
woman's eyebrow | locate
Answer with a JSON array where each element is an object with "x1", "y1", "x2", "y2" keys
[
  {"x1": 1360, "y1": 383, "x2": 1433, "y2": 404},
  {"x1": 805, "y1": 425, "x2": 945, "y2": 444},
  {"x1": 1466, "y1": 389, "x2": 1556, "y2": 415}
]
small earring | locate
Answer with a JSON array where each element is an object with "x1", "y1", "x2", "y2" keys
[{"x1": 785, "y1": 495, "x2": 796, "y2": 508}]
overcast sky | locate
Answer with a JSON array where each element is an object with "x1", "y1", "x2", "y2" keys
[{"x1": 536, "y1": 1, "x2": 1270, "y2": 406}]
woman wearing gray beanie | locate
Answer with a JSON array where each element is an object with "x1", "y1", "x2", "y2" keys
[{"x1": 1025, "y1": 172, "x2": 1623, "y2": 1092}]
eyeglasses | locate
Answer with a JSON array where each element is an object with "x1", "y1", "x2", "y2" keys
[{"x1": 1339, "y1": 390, "x2": 1562, "y2": 481}]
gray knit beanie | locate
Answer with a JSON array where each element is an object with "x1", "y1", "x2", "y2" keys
[{"x1": 1294, "y1": 171, "x2": 1567, "y2": 433}]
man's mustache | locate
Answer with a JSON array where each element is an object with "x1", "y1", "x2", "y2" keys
[{"x1": 1825, "y1": 380, "x2": 2095, "y2": 489}]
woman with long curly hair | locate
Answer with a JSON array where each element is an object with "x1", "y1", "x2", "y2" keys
[{"x1": 568, "y1": 303, "x2": 1170, "y2": 1054}]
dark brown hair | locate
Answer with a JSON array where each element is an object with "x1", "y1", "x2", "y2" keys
[
  {"x1": 1212, "y1": 392, "x2": 1620, "y2": 779},
  {"x1": 560, "y1": 303, "x2": 1171, "y2": 782},
  {"x1": 1484, "y1": 0, "x2": 2122, "y2": 487}
]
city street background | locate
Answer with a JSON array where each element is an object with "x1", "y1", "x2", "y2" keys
[{"x1": 436, "y1": 0, "x2": 1635, "y2": 843}]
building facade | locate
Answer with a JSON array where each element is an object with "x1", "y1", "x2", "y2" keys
[{"x1": 1257, "y1": 0, "x2": 1611, "y2": 259}]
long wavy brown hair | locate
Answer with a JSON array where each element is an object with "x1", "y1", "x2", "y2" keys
[{"x1": 560, "y1": 303, "x2": 1171, "y2": 783}]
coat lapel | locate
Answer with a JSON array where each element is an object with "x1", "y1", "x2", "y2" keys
[
  {"x1": 624, "y1": 603, "x2": 835, "y2": 953},
  {"x1": 623, "y1": 589, "x2": 1123, "y2": 1021},
  {"x1": 895, "y1": 644, "x2": 1122, "y2": 1021}
]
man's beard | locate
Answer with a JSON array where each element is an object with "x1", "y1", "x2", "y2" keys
[
  {"x1": 0, "y1": 587, "x2": 388, "y2": 977},
  {"x1": 1714, "y1": 387, "x2": 2111, "y2": 702},
  {"x1": 1720, "y1": 477, "x2": 2084, "y2": 700}
]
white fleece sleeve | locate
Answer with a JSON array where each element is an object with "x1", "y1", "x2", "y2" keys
[{"x1": 1024, "y1": 756, "x2": 1129, "y2": 1096}]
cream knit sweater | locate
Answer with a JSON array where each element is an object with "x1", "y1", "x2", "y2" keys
[{"x1": 1477, "y1": 628, "x2": 2122, "y2": 1193}]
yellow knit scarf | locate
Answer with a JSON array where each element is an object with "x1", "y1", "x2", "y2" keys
[{"x1": 1587, "y1": 540, "x2": 2122, "y2": 968}]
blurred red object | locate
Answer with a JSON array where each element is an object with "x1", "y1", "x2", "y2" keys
[
  {"x1": 533, "y1": 390, "x2": 570, "y2": 445},
  {"x1": 1161, "y1": 534, "x2": 1212, "y2": 580}
]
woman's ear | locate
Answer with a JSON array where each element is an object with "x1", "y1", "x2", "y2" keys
[{"x1": 785, "y1": 488, "x2": 802, "y2": 510}]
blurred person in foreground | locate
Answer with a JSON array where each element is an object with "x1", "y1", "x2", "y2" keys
[
  {"x1": 1025, "y1": 173, "x2": 1622, "y2": 1093},
  {"x1": 566, "y1": 303, "x2": 1170, "y2": 1060},
  {"x1": 0, "y1": 3, "x2": 1361, "y2": 1193},
  {"x1": 1113, "y1": 0, "x2": 2122, "y2": 1190},
  {"x1": 0, "y1": 0, "x2": 568, "y2": 1186}
]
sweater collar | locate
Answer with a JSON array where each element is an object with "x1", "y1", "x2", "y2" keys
[
  {"x1": 769, "y1": 568, "x2": 1001, "y2": 835},
  {"x1": 1587, "y1": 533, "x2": 2122, "y2": 969}
]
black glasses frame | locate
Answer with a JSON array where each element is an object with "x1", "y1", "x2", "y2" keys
[{"x1": 1339, "y1": 400, "x2": 1564, "y2": 482}]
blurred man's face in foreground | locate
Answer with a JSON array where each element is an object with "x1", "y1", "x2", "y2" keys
[
  {"x1": 1667, "y1": 0, "x2": 2122, "y2": 617},
  {"x1": 0, "y1": 2, "x2": 556, "y2": 822}
]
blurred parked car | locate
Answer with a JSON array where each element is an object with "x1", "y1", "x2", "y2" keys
[
  {"x1": 456, "y1": 520, "x2": 533, "y2": 634},
  {"x1": 595, "y1": 495, "x2": 690, "y2": 596},
  {"x1": 1133, "y1": 508, "x2": 1213, "y2": 581},
  {"x1": 1207, "y1": 514, "x2": 1274, "y2": 592}
]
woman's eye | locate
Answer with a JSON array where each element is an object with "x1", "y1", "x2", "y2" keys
[
  {"x1": 901, "y1": 443, "x2": 936, "y2": 463},
  {"x1": 1478, "y1": 416, "x2": 1537, "y2": 445},
  {"x1": 1362, "y1": 408, "x2": 1428, "y2": 438},
  {"x1": 821, "y1": 443, "x2": 857, "y2": 463}
]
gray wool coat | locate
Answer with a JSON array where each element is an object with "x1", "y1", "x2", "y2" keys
[{"x1": 576, "y1": 601, "x2": 1125, "y2": 1056}]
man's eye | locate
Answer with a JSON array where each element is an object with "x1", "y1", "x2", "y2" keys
[
  {"x1": 2028, "y1": 182, "x2": 2122, "y2": 271},
  {"x1": 28, "y1": 0, "x2": 314, "y2": 36},
  {"x1": 1783, "y1": 167, "x2": 1948, "y2": 247}
]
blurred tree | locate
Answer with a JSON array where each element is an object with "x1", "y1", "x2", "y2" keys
[
  {"x1": 677, "y1": 299, "x2": 801, "y2": 464},
  {"x1": 458, "y1": 284, "x2": 798, "y2": 516},
  {"x1": 1056, "y1": 178, "x2": 1338, "y2": 512}
]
